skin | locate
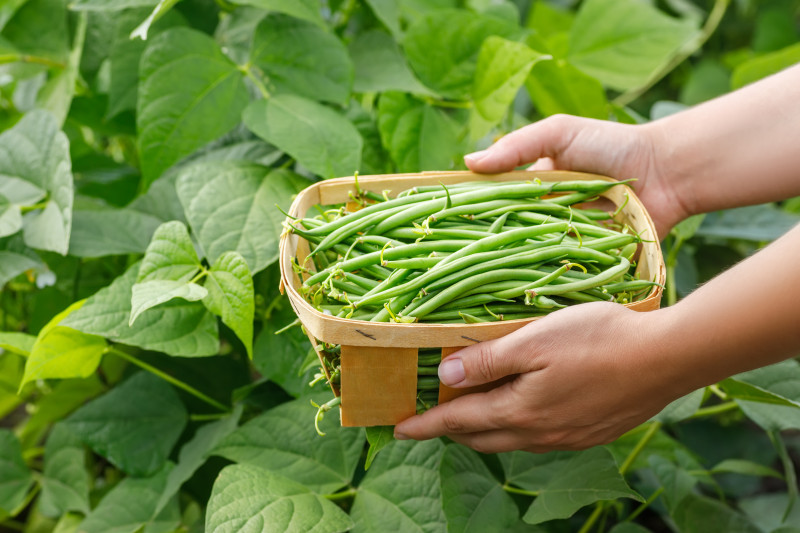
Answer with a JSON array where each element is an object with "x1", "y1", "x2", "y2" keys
[{"x1": 393, "y1": 64, "x2": 800, "y2": 453}]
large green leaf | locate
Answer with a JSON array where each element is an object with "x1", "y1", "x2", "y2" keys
[
  {"x1": 0, "y1": 429, "x2": 34, "y2": 516},
  {"x1": 130, "y1": 280, "x2": 208, "y2": 326},
  {"x1": 696, "y1": 205, "x2": 800, "y2": 242},
  {"x1": 137, "y1": 221, "x2": 201, "y2": 283},
  {"x1": 175, "y1": 161, "x2": 308, "y2": 273},
  {"x1": 205, "y1": 465, "x2": 353, "y2": 533},
  {"x1": 440, "y1": 445, "x2": 521, "y2": 532},
  {"x1": 70, "y1": 0, "x2": 158, "y2": 9},
  {"x1": 648, "y1": 455, "x2": 698, "y2": 513},
  {"x1": 732, "y1": 43, "x2": 800, "y2": 90},
  {"x1": 155, "y1": 406, "x2": 242, "y2": 514},
  {"x1": 470, "y1": 36, "x2": 545, "y2": 138},
  {"x1": 364, "y1": 426, "x2": 394, "y2": 471},
  {"x1": 250, "y1": 14, "x2": 352, "y2": 105},
  {"x1": 68, "y1": 207, "x2": 163, "y2": 258},
  {"x1": 672, "y1": 493, "x2": 761, "y2": 533},
  {"x1": 202, "y1": 252, "x2": 253, "y2": 358},
  {"x1": 499, "y1": 450, "x2": 578, "y2": 492},
  {"x1": 523, "y1": 447, "x2": 643, "y2": 524},
  {"x1": 731, "y1": 360, "x2": 800, "y2": 431},
  {"x1": 525, "y1": 58, "x2": 608, "y2": 119},
  {"x1": 653, "y1": 389, "x2": 705, "y2": 424},
  {"x1": 78, "y1": 463, "x2": 176, "y2": 533},
  {"x1": 62, "y1": 263, "x2": 220, "y2": 357},
  {"x1": 377, "y1": 91, "x2": 465, "y2": 172},
  {"x1": 39, "y1": 424, "x2": 90, "y2": 517},
  {"x1": 227, "y1": 0, "x2": 325, "y2": 27},
  {"x1": 137, "y1": 27, "x2": 248, "y2": 187},
  {"x1": 0, "y1": 251, "x2": 39, "y2": 287},
  {"x1": 350, "y1": 439, "x2": 447, "y2": 533},
  {"x1": 365, "y1": 0, "x2": 402, "y2": 38},
  {"x1": 350, "y1": 30, "x2": 431, "y2": 95},
  {"x1": 213, "y1": 394, "x2": 365, "y2": 494},
  {"x1": 0, "y1": 331, "x2": 36, "y2": 356},
  {"x1": 243, "y1": 95, "x2": 362, "y2": 179},
  {"x1": 0, "y1": 193, "x2": 22, "y2": 238},
  {"x1": 63, "y1": 371, "x2": 187, "y2": 477},
  {"x1": 0, "y1": 110, "x2": 73, "y2": 254},
  {"x1": 568, "y1": 0, "x2": 697, "y2": 91},
  {"x1": 1, "y1": 0, "x2": 68, "y2": 63},
  {"x1": 403, "y1": 8, "x2": 520, "y2": 99}
]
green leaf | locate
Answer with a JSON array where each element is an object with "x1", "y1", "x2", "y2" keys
[
  {"x1": 1, "y1": 0, "x2": 68, "y2": 63},
  {"x1": 69, "y1": 0, "x2": 158, "y2": 9},
  {"x1": 403, "y1": 8, "x2": 520, "y2": 99},
  {"x1": 697, "y1": 204, "x2": 800, "y2": 242},
  {"x1": 175, "y1": 161, "x2": 308, "y2": 273},
  {"x1": 365, "y1": 0, "x2": 402, "y2": 39},
  {"x1": 0, "y1": 0, "x2": 28, "y2": 32},
  {"x1": 0, "y1": 110, "x2": 73, "y2": 254},
  {"x1": 679, "y1": 59, "x2": 730, "y2": 106},
  {"x1": 471, "y1": 36, "x2": 546, "y2": 138},
  {"x1": 202, "y1": 252, "x2": 253, "y2": 358},
  {"x1": 130, "y1": 0, "x2": 181, "y2": 40},
  {"x1": 39, "y1": 424, "x2": 90, "y2": 517},
  {"x1": 137, "y1": 221, "x2": 201, "y2": 283},
  {"x1": 137, "y1": 27, "x2": 248, "y2": 187},
  {"x1": 78, "y1": 463, "x2": 175, "y2": 533},
  {"x1": 377, "y1": 91, "x2": 465, "y2": 172},
  {"x1": 244, "y1": 95, "x2": 362, "y2": 179},
  {"x1": 0, "y1": 429, "x2": 34, "y2": 516},
  {"x1": 522, "y1": 447, "x2": 643, "y2": 524},
  {"x1": 21, "y1": 301, "x2": 107, "y2": 389},
  {"x1": 648, "y1": 455, "x2": 698, "y2": 513},
  {"x1": 213, "y1": 394, "x2": 365, "y2": 494},
  {"x1": 0, "y1": 331, "x2": 36, "y2": 356},
  {"x1": 227, "y1": 0, "x2": 325, "y2": 28},
  {"x1": 68, "y1": 207, "x2": 163, "y2": 258},
  {"x1": 608, "y1": 524, "x2": 653, "y2": 533},
  {"x1": 672, "y1": 493, "x2": 761, "y2": 533},
  {"x1": 671, "y1": 214, "x2": 706, "y2": 243},
  {"x1": 710, "y1": 458, "x2": 783, "y2": 479},
  {"x1": 653, "y1": 388, "x2": 705, "y2": 424},
  {"x1": 365, "y1": 426, "x2": 394, "y2": 471},
  {"x1": 0, "y1": 193, "x2": 22, "y2": 238},
  {"x1": 252, "y1": 300, "x2": 313, "y2": 397},
  {"x1": 350, "y1": 30, "x2": 432, "y2": 95},
  {"x1": 62, "y1": 263, "x2": 220, "y2": 357},
  {"x1": 499, "y1": 450, "x2": 579, "y2": 492},
  {"x1": 770, "y1": 430, "x2": 798, "y2": 523},
  {"x1": 440, "y1": 444, "x2": 521, "y2": 532},
  {"x1": 0, "y1": 251, "x2": 38, "y2": 287},
  {"x1": 525, "y1": 58, "x2": 608, "y2": 119},
  {"x1": 130, "y1": 280, "x2": 208, "y2": 326},
  {"x1": 739, "y1": 493, "x2": 800, "y2": 533},
  {"x1": 106, "y1": 8, "x2": 185, "y2": 119},
  {"x1": 63, "y1": 371, "x2": 188, "y2": 477},
  {"x1": 206, "y1": 465, "x2": 353, "y2": 533},
  {"x1": 250, "y1": 13, "x2": 352, "y2": 105},
  {"x1": 156, "y1": 405, "x2": 243, "y2": 514},
  {"x1": 732, "y1": 43, "x2": 800, "y2": 90},
  {"x1": 526, "y1": 1, "x2": 573, "y2": 38},
  {"x1": 722, "y1": 378, "x2": 800, "y2": 408},
  {"x1": 568, "y1": 0, "x2": 698, "y2": 91},
  {"x1": 350, "y1": 439, "x2": 446, "y2": 533}
]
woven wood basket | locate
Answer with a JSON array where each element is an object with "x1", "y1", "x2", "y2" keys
[{"x1": 279, "y1": 170, "x2": 665, "y2": 426}]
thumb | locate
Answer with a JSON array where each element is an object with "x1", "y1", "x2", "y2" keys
[
  {"x1": 463, "y1": 114, "x2": 581, "y2": 173},
  {"x1": 438, "y1": 336, "x2": 534, "y2": 387}
]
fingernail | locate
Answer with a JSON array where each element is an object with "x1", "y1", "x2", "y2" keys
[
  {"x1": 439, "y1": 358, "x2": 465, "y2": 386},
  {"x1": 464, "y1": 150, "x2": 489, "y2": 164},
  {"x1": 394, "y1": 431, "x2": 409, "y2": 440}
]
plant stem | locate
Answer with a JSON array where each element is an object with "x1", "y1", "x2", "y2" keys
[
  {"x1": 20, "y1": 202, "x2": 48, "y2": 214},
  {"x1": 189, "y1": 412, "x2": 230, "y2": 422},
  {"x1": 577, "y1": 504, "x2": 604, "y2": 533},
  {"x1": 688, "y1": 400, "x2": 738, "y2": 419},
  {"x1": 620, "y1": 420, "x2": 662, "y2": 476},
  {"x1": 502, "y1": 484, "x2": 540, "y2": 497},
  {"x1": 106, "y1": 348, "x2": 230, "y2": 412},
  {"x1": 238, "y1": 63, "x2": 270, "y2": 99},
  {"x1": 324, "y1": 487, "x2": 357, "y2": 501},
  {"x1": 189, "y1": 268, "x2": 208, "y2": 285},
  {"x1": 626, "y1": 486, "x2": 664, "y2": 522},
  {"x1": 613, "y1": 0, "x2": 730, "y2": 107},
  {"x1": 423, "y1": 97, "x2": 473, "y2": 109},
  {"x1": 0, "y1": 54, "x2": 65, "y2": 69}
]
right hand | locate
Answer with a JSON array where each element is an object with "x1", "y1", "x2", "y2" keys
[{"x1": 464, "y1": 115, "x2": 689, "y2": 238}]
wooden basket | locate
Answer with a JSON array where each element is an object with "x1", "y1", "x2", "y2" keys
[{"x1": 279, "y1": 170, "x2": 665, "y2": 426}]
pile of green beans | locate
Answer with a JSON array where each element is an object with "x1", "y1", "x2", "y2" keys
[{"x1": 288, "y1": 179, "x2": 658, "y2": 325}]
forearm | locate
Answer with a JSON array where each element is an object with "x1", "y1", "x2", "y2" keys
[
  {"x1": 651, "y1": 223, "x2": 800, "y2": 394},
  {"x1": 647, "y1": 63, "x2": 800, "y2": 217}
]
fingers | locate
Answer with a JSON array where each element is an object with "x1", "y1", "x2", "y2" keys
[
  {"x1": 464, "y1": 115, "x2": 580, "y2": 173},
  {"x1": 394, "y1": 386, "x2": 515, "y2": 440}
]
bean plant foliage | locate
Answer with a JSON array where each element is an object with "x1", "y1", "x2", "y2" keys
[{"x1": 1, "y1": 0, "x2": 799, "y2": 532}]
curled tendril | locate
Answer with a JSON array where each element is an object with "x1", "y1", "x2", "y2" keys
[{"x1": 310, "y1": 396, "x2": 342, "y2": 437}]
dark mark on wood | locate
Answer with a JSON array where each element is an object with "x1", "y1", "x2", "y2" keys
[
  {"x1": 355, "y1": 329, "x2": 376, "y2": 340},
  {"x1": 461, "y1": 335, "x2": 480, "y2": 343}
]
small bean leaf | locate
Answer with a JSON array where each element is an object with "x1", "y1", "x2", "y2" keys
[
  {"x1": 202, "y1": 252, "x2": 254, "y2": 358},
  {"x1": 130, "y1": 280, "x2": 208, "y2": 327},
  {"x1": 137, "y1": 221, "x2": 201, "y2": 283}
]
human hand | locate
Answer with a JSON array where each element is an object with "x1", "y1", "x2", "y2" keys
[
  {"x1": 464, "y1": 115, "x2": 689, "y2": 238},
  {"x1": 394, "y1": 302, "x2": 688, "y2": 453}
]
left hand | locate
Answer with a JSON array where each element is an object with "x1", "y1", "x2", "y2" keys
[{"x1": 394, "y1": 302, "x2": 685, "y2": 454}]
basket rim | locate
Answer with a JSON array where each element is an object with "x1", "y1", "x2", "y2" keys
[{"x1": 279, "y1": 170, "x2": 665, "y2": 347}]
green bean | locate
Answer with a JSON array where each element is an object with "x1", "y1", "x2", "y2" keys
[
  {"x1": 417, "y1": 351, "x2": 442, "y2": 365},
  {"x1": 417, "y1": 376, "x2": 440, "y2": 390},
  {"x1": 488, "y1": 212, "x2": 511, "y2": 233}
]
